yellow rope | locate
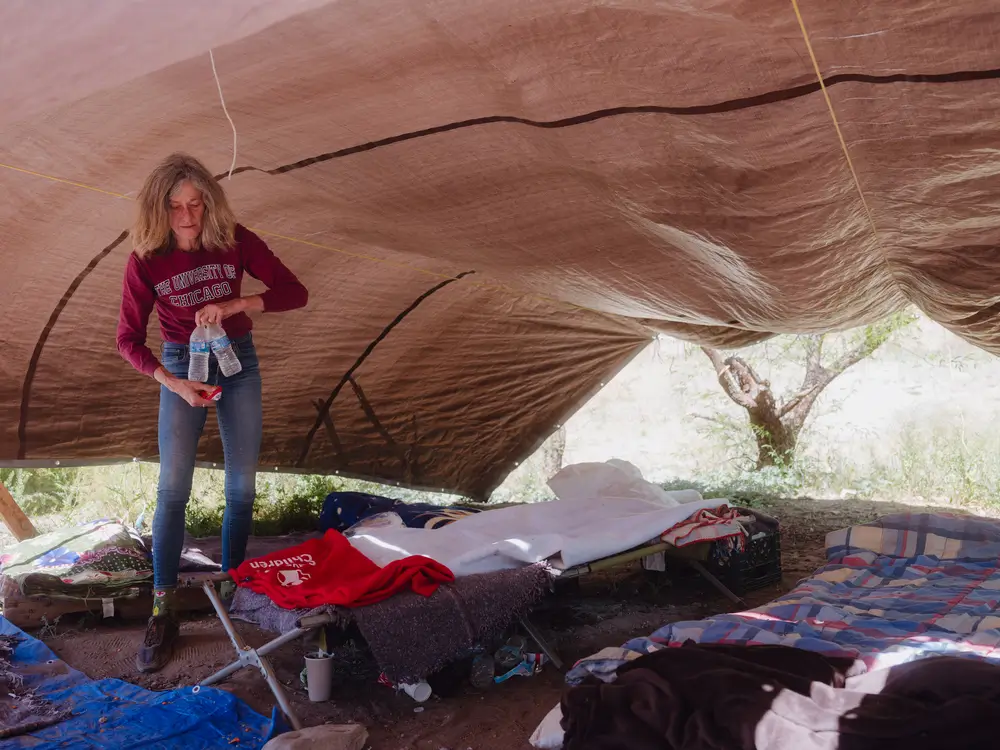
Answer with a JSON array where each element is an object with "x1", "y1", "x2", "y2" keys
[
  {"x1": 0, "y1": 161, "x2": 132, "y2": 200},
  {"x1": 789, "y1": 0, "x2": 881, "y2": 244}
]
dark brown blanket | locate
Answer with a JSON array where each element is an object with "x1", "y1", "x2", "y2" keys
[{"x1": 561, "y1": 642, "x2": 1000, "y2": 750}]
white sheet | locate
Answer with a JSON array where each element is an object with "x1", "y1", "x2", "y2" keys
[
  {"x1": 529, "y1": 704, "x2": 564, "y2": 749},
  {"x1": 547, "y1": 459, "x2": 702, "y2": 508},
  {"x1": 348, "y1": 494, "x2": 726, "y2": 576}
]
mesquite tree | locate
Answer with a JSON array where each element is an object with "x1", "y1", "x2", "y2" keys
[
  {"x1": 540, "y1": 425, "x2": 567, "y2": 479},
  {"x1": 701, "y1": 312, "x2": 917, "y2": 470}
]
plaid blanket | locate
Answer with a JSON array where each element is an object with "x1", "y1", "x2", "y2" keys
[
  {"x1": 825, "y1": 511, "x2": 1000, "y2": 561},
  {"x1": 568, "y1": 512, "x2": 1000, "y2": 685}
]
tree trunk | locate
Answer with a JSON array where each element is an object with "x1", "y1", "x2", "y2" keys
[
  {"x1": 701, "y1": 342, "x2": 820, "y2": 470},
  {"x1": 750, "y1": 412, "x2": 798, "y2": 469},
  {"x1": 540, "y1": 425, "x2": 567, "y2": 479},
  {"x1": 700, "y1": 319, "x2": 915, "y2": 472}
]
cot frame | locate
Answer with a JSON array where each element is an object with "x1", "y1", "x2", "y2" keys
[
  {"x1": 179, "y1": 573, "x2": 563, "y2": 732},
  {"x1": 180, "y1": 539, "x2": 742, "y2": 731}
]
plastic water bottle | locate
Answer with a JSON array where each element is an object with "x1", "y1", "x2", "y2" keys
[
  {"x1": 188, "y1": 325, "x2": 211, "y2": 382},
  {"x1": 207, "y1": 323, "x2": 242, "y2": 377}
]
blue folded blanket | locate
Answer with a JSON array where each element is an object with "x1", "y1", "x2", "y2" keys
[{"x1": 319, "y1": 491, "x2": 482, "y2": 532}]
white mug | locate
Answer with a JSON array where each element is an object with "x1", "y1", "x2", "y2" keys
[{"x1": 277, "y1": 569, "x2": 311, "y2": 587}]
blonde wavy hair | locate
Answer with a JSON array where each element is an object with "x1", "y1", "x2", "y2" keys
[{"x1": 132, "y1": 153, "x2": 237, "y2": 257}]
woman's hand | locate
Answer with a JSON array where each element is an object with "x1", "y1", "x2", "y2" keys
[
  {"x1": 154, "y1": 368, "x2": 216, "y2": 408},
  {"x1": 172, "y1": 379, "x2": 217, "y2": 408},
  {"x1": 195, "y1": 300, "x2": 239, "y2": 327},
  {"x1": 194, "y1": 296, "x2": 263, "y2": 327}
]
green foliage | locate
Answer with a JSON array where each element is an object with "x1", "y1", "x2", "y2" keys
[
  {"x1": 2, "y1": 465, "x2": 458, "y2": 541},
  {"x1": 730, "y1": 310, "x2": 918, "y2": 375},
  {"x1": 694, "y1": 311, "x2": 921, "y2": 472},
  {"x1": 857, "y1": 309, "x2": 920, "y2": 358},
  {"x1": 674, "y1": 309, "x2": 1000, "y2": 507},
  {"x1": 2, "y1": 467, "x2": 81, "y2": 516},
  {"x1": 661, "y1": 454, "x2": 819, "y2": 507},
  {"x1": 863, "y1": 420, "x2": 1000, "y2": 506},
  {"x1": 184, "y1": 474, "x2": 344, "y2": 538},
  {"x1": 488, "y1": 464, "x2": 556, "y2": 505},
  {"x1": 0, "y1": 469, "x2": 28, "y2": 500},
  {"x1": 251, "y1": 474, "x2": 341, "y2": 536},
  {"x1": 677, "y1": 413, "x2": 1000, "y2": 509},
  {"x1": 660, "y1": 476, "x2": 770, "y2": 508},
  {"x1": 692, "y1": 412, "x2": 758, "y2": 471}
]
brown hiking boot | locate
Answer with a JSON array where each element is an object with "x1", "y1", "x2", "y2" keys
[{"x1": 136, "y1": 614, "x2": 179, "y2": 673}]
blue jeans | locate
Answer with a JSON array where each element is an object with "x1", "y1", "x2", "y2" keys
[{"x1": 153, "y1": 334, "x2": 262, "y2": 588}]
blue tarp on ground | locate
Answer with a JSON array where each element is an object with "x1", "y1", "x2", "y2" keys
[{"x1": 0, "y1": 616, "x2": 283, "y2": 749}]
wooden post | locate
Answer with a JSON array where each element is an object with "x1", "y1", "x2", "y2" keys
[{"x1": 0, "y1": 481, "x2": 38, "y2": 542}]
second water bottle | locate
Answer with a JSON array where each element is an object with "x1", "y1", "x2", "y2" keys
[{"x1": 207, "y1": 323, "x2": 242, "y2": 377}]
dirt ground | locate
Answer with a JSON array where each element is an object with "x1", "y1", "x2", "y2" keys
[{"x1": 35, "y1": 496, "x2": 984, "y2": 750}]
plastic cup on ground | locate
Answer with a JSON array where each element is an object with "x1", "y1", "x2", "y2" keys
[
  {"x1": 398, "y1": 681, "x2": 432, "y2": 702},
  {"x1": 304, "y1": 652, "x2": 334, "y2": 702}
]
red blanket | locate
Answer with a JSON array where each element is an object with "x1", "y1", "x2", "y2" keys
[{"x1": 230, "y1": 530, "x2": 454, "y2": 609}]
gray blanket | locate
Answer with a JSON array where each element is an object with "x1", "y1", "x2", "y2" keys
[{"x1": 230, "y1": 564, "x2": 551, "y2": 682}]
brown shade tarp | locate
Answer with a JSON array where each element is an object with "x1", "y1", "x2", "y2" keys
[{"x1": 1, "y1": 0, "x2": 997, "y2": 498}]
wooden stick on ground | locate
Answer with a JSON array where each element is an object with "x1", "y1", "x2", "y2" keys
[{"x1": 0, "y1": 481, "x2": 37, "y2": 542}]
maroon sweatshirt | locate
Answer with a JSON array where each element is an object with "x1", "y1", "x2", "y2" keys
[{"x1": 117, "y1": 224, "x2": 308, "y2": 376}]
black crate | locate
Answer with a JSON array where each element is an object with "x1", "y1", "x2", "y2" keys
[{"x1": 704, "y1": 528, "x2": 782, "y2": 595}]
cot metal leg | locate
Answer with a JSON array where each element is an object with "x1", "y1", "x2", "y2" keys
[
  {"x1": 198, "y1": 581, "x2": 303, "y2": 731},
  {"x1": 519, "y1": 614, "x2": 564, "y2": 671},
  {"x1": 687, "y1": 560, "x2": 746, "y2": 607},
  {"x1": 200, "y1": 625, "x2": 310, "y2": 687}
]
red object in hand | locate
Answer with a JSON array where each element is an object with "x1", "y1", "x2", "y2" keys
[
  {"x1": 199, "y1": 386, "x2": 222, "y2": 401},
  {"x1": 230, "y1": 529, "x2": 454, "y2": 609}
]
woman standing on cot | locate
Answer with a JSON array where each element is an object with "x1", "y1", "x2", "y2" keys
[{"x1": 116, "y1": 153, "x2": 308, "y2": 673}]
